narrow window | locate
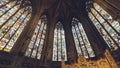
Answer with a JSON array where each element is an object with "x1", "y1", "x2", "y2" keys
[
  {"x1": 25, "y1": 15, "x2": 47, "y2": 59},
  {"x1": 72, "y1": 18, "x2": 95, "y2": 58},
  {"x1": 52, "y1": 22, "x2": 67, "y2": 61}
]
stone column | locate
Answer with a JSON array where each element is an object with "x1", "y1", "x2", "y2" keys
[
  {"x1": 43, "y1": 17, "x2": 56, "y2": 63},
  {"x1": 63, "y1": 19, "x2": 78, "y2": 64}
]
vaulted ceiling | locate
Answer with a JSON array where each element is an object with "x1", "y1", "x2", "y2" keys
[{"x1": 30, "y1": 0, "x2": 87, "y2": 22}]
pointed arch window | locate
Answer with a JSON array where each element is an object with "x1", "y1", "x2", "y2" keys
[
  {"x1": 25, "y1": 15, "x2": 47, "y2": 59},
  {"x1": 88, "y1": 3, "x2": 120, "y2": 51},
  {"x1": 52, "y1": 22, "x2": 67, "y2": 61},
  {"x1": 0, "y1": 0, "x2": 32, "y2": 52},
  {"x1": 72, "y1": 18, "x2": 95, "y2": 58}
]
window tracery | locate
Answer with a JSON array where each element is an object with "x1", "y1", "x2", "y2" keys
[
  {"x1": 52, "y1": 22, "x2": 67, "y2": 61},
  {"x1": 72, "y1": 18, "x2": 95, "y2": 58}
]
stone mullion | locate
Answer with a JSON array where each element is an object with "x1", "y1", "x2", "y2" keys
[{"x1": 57, "y1": 27, "x2": 59, "y2": 61}]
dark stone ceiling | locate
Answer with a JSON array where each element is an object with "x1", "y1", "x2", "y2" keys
[{"x1": 30, "y1": 0, "x2": 87, "y2": 23}]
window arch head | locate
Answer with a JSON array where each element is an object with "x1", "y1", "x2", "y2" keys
[
  {"x1": 52, "y1": 22, "x2": 67, "y2": 61},
  {"x1": 25, "y1": 15, "x2": 47, "y2": 59},
  {"x1": 72, "y1": 17, "x2": 95, "y2": 58},
  {"x1": 0, "y1": 0, "x2": 32, "y2": 52},
  {"x1": 87, "y1": 2, "x2": 120, "y2": 51}
]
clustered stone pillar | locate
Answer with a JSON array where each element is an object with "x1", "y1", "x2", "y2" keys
[
  {"x1": 63, "y1": 19, "x2": 78, "y2": 64},
  {"x1": 43, "y1": 17, "x2": 56, "y2": 63}
]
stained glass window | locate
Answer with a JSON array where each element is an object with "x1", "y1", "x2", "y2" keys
[
  {"x1": 72, "y1": 18, "x2": 95, "y2": 58},
  {"x1": 25, "y1": 15, "x2": 47, "y2": 60},
  {"x1": 52, "y1": 22, "x2": 67, "y2": 61},
  {"x1": 0, "y1": 0, "x2": 10, "y2": 8},
  {"x1": 88, "y1": 3, "x2": 120, "y2": 51},
  {"x1": 0, "y1": 0, "x2": 32, "y2": 52}
]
